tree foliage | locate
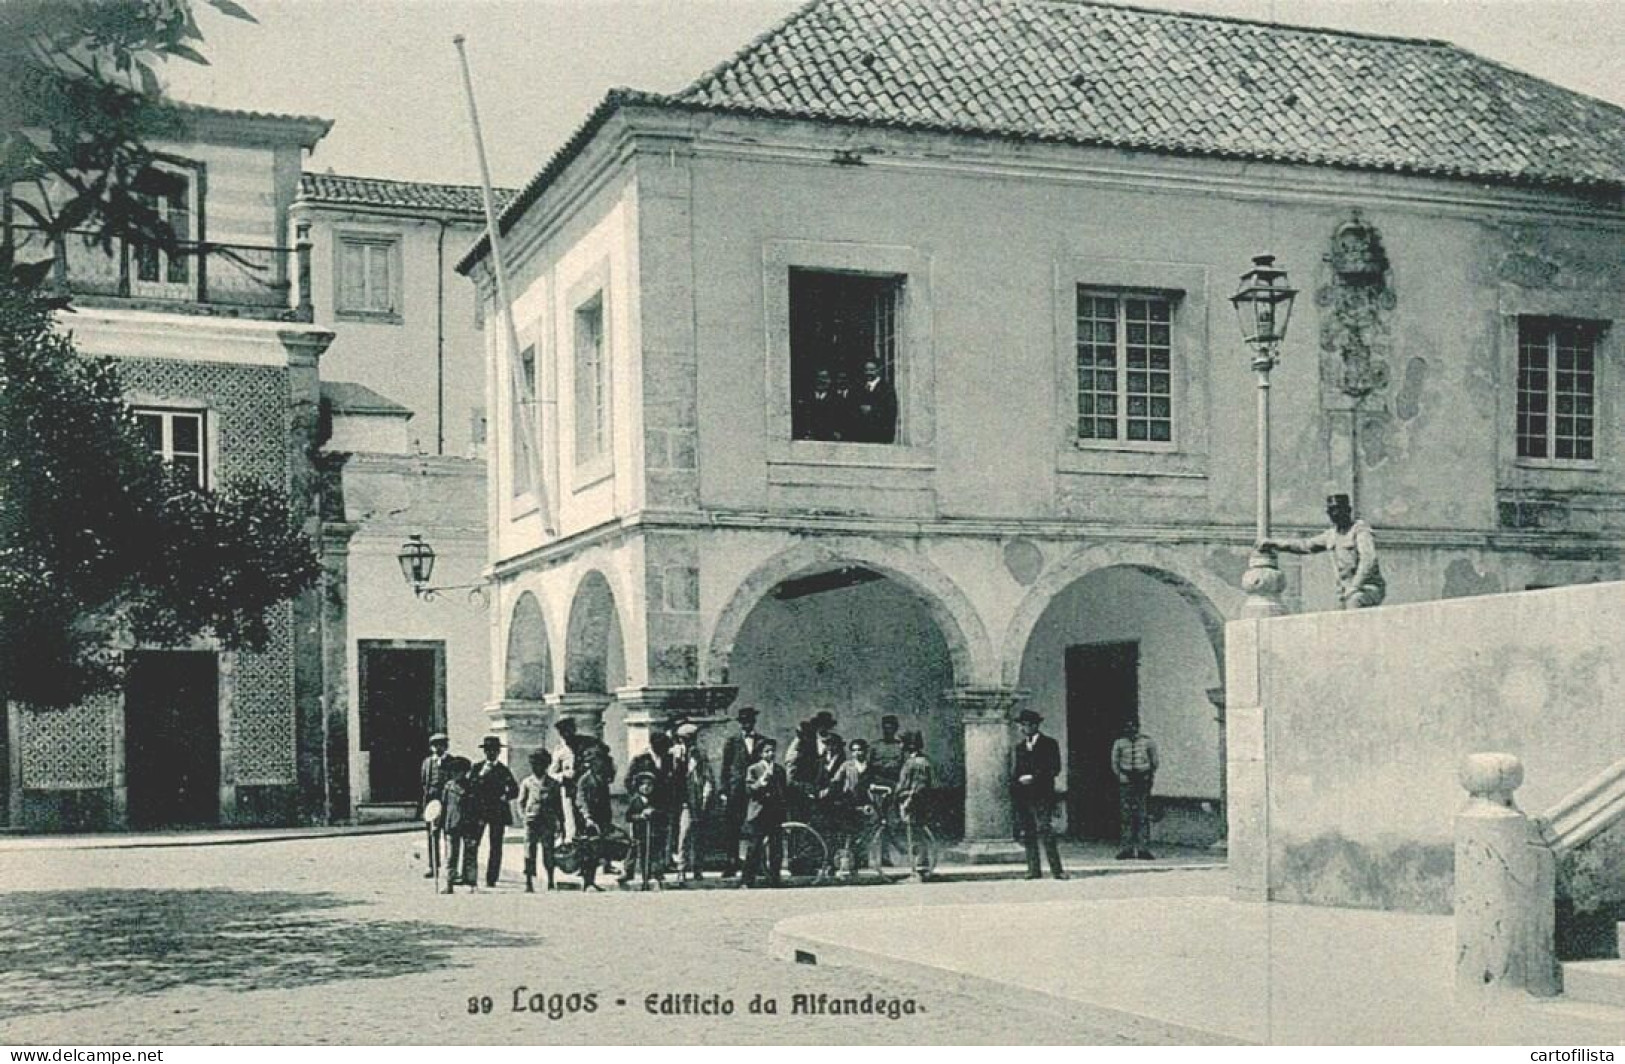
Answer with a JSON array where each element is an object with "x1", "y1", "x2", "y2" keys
[
  {"x1": 2, "y1": 0, "x2": 255, "y2": 287},
  {"x1": 1, "y1": 0, "x2": 324, "y2": 710}
]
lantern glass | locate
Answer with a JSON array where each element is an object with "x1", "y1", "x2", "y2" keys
[
  {"x1": 1230, "y1": 254, "x2": 1298, "y2": 350},
  {"x1": 397, "y1": 535, "x2": 436, "y2": 589}
]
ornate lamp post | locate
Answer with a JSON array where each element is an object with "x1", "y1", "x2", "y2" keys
[
  {"x1": 1230, "y1": 254, "x2": 1298, "y2": 618},
  {"x1": 397, "y1": 534, "x2": 486, "y2": 604}
]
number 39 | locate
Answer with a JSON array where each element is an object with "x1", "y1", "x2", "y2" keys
[{"x1": 468, "y1": 996, "x2": 493, "y2": 1015}]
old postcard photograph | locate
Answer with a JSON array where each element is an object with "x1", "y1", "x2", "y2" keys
[{"x1": 1, "y1": 0, "x2": 1622, "y2": 1049}]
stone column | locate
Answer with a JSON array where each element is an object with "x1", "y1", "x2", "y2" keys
[
  {"x1": 542, "y1": 691, "x2": 613, "y2": 748},
  {"x1": 613, "y1": 685, "x2": 738, "y2": 762},
  {"x1": 1454, "y1": 752, "x2": 1559, "y2": 998},
  {"x1": 946, "y1": 686, "x2": 1027, "y2": 863},
  {"x1": 485, "y1": 698, "x2": 550, "y2": 770}
]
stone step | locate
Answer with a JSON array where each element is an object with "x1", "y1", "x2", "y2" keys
[
  {"x1": 356, "y1": 802, "x2": 419, "y2": 824},
  {"x1": 1564, "y1": 959, "x2": 1625, "y2": 1008}
]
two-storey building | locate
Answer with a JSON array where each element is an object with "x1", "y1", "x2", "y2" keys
[
  {"x1": 461, "y1": 0, "x2": 1625, "y2": 850},
  {"x1": 5, "y1": 104, "x2": 338, "y2": 831}
]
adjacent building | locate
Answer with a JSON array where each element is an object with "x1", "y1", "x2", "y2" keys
[
  {"x1": 462, "y1": 0, "x2": 1625, "y2": 849},
  {"x1": 5, "y1": 104, "x2": 338, "y2": 830},
  {"x1": 292, "y1": 174, "x2": 505, "y2": 818}
]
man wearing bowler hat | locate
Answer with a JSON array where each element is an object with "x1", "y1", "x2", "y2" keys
[
  {"x1": 419, "y1": 731, "x2": 452, "y2": 878},
  {"x1": 720, "y1": 706, "x2": 766, "y2": 877},
  {"x1": 468, "y1": 735, "x2": 519, "y2": 887},
  {"x1": 1011, "y1": 709, "x2": 1067, "y2": 880},
  {"x1": 1261, "y1": 493, "x2": 1385, "y2": 609}
]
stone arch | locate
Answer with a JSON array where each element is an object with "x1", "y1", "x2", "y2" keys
[
  {"x1": 1000, "y1": 544, "x2": 1235, "y2": 688},
  {"x1": 563, "y1": 569, "x2": 626, "y2": 693},
  {"x1": 503, "y1": 591, "x2": 552, "y2": 699},
  {"x1": 704, "y1": 537, "x2": 997, "y2": 687}
]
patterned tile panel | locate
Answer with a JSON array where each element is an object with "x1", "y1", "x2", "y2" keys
[{"x1": 20, "y1": 698, "x2": 116, "y2": 789}]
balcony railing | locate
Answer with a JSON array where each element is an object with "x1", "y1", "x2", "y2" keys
[{"x1": 13, "y1": 225, "x2": 313, "y2": 320}]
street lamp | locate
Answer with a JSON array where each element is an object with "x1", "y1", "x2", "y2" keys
[
  {"x1": 397, "y1": 534, "x2": 487, "y2": 605},
  {"x1": 1230, "y1": 254, "x2": 1298, "y2": 617}
]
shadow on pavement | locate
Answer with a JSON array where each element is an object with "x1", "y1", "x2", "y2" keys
[{"x1": 0, "y1": 889, "x2": 535, "y2": 1017}]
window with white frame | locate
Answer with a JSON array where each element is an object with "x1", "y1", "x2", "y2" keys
[
  {"x1": 1517, "y1": 317, "x2": 1601, "y2": 462},
  {"x1": 134, "y1": 407, "x2": 207, "y2": 487},
  {"x1": 1076, "y1": 289, "x2": 1174, "y2": 444},
  {"x1": 573, "y1": 294, "x2": 608, "y2": 465},
  {"x1": 337, "y1": 236, "x2": 399, "y2": 317},
  {"x1": 511, "y1": 344, "x2": 536, "y2": 496}
]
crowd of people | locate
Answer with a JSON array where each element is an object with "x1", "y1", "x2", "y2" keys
[
  {"x1": 417, "y1": 708, "x2": 936, "y2": 893},
  {"x1": 792, "y1": 359, "x2": 898, "y2": 444},
  {"x1": 418, "y1": 704, "x2": 1166, "y2": 892}
]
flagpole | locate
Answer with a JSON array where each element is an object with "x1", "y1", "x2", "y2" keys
[{"x1": 453, "y1": 33, "x2": 555, "y2": 535}]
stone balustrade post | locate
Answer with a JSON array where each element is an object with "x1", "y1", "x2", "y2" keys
[{"x1": 1454, "y1": 752, "x2": 1560, "y2": 998}]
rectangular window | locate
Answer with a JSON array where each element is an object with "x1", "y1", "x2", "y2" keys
[
  {"x1": 1076, "y1": 290, "x2": 1173, "y2": 444},
  {"x1": 337, "y1": 237, "x2": 398, "y2": 316},
  {"x1": 1518, "y1": 318, "x2": 1599, "y2": 462},
  {"x1": 133, "y1": 170, "x2": 191, "y2": 285},
  {"x1": 573, "y1": 295, "x2": 608, "y2": 465},
  {"x1": 133, "y1": 408, "x2": 206, "y2": 487},
  {"x1": 511, "y1": 345, "x2": 536, "y2": 496},
  {"x1": 788, "y1": 268, "x2": 904, "y2": 443}
]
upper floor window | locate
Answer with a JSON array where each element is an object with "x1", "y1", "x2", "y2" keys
[
  {"x1": 790, "y1": 268, "x2": 902, "y2": 444},
  {"x1": 133, "y1": 169, "x2": 191, "y2": 287},
  {"x1": 1517, "y1": 317, "x2": 1601, "y2": 463},
  {"x1": 134, "y1": 407, "x2": 206, "y2": 488},
  {"x1": 1076, "y1": 289, "x2": 1173, "y2": 445},
  {"x1": 512, "y1": 345, "x2": 536, "y2": 497},
  {"x1": 337, "y1": 236, "x2": 399, "y2": 318},
  {"x1": 574, "y1": 294, "x2": 608, "y2": 465}
]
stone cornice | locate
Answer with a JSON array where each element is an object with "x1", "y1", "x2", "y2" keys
[
  {"x1": 686, "y1": 121, "x2": 1625, "y2": 227},
  {"x1": 488, "y1": 507, "x2": 1624, "y2": 580}
]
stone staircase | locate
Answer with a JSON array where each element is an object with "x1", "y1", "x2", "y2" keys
[{"x1": 1561, "y1": 922, "x2": 1625, "y2": 1008}]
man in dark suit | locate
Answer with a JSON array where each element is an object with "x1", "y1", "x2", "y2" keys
[
  {"x1": 467, "y1": 735, "x2": 519, "y2": 887},
  {"x1": 720, "y1": 706, "x2": 765, "y2": 877},
  {"x1": 795, "y1": 368, "x2": 846, "y2": 441},
  {"x1": 850, "y1": 358, "x2": 898, "y2": 443},
  {"x1": 1010, "y1": 709, "x2": 1067, "y2": 880},
  {"x1": 741, "y1": 738, "x2": 788, "y2": 888},
  {"x1": 419, "y1": 731, "x2": 452, "y2": 878}
]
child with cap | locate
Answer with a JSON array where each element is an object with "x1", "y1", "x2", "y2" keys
[
  {"x1": 518, "y1": 748, "x2": 559, "y2": 892},
  {"x1": 622, "y1": 770, "x2": 666, "y2": 888}
]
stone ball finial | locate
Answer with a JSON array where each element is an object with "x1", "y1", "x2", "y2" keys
[{"x1": 1459, "y1": 752, "x2": 1524, "y2": 804}]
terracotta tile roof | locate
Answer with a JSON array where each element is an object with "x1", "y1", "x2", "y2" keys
[
  {"x1": 461, "y1": 0, "x2": 1625, "y2": 274},
  {"x1": 676, "y1": 0, "x2": 1625, "y2": 189},
  {"x1": 299, "y1": 173, "x2": 516, "y2": 216}
]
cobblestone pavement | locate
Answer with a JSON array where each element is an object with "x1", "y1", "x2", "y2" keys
[{"x1": 0, "y1": 833, "x2": 1225, "y2": 1045}]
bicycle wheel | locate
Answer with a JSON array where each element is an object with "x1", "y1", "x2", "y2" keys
[
  {"x1": 882, "y1": 821, "x2": 936, "y2": 878},
  {"x1": 780, "y1": 821, "x2": 829, "y2": 884}
]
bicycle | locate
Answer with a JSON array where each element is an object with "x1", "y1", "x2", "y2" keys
[
  {"x1": 844, "y1": 784, "x2": 937, "y2": 881},
  {"x1": 778, "y1": 820, "x2": 830, "y2": 884}
]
